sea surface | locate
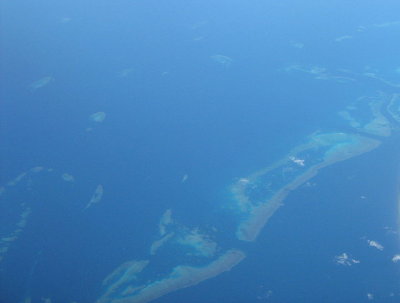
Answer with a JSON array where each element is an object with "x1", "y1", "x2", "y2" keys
[{"x1": 1, "y1": 1, "x2": 400, "y2": 302}]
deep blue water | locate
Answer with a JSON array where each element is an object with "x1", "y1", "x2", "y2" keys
[{"x1": 2, "y1": 1, "x2": 400, "y2": 302}]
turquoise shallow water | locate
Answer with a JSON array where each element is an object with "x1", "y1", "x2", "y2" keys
[{"x1": 2, "y1": 1, "x2": 400, "y2": 302}]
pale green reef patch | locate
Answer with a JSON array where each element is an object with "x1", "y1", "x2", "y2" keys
[
  {"x1": 232, "y1": 131, "x2": 380, "y2": 241},
  {"x1": 90, "y1": 112, "x2": 106, "y2": 123},
  {"x1": 211, "y1": 54, "x2": 233, "y2": 67},
  {"x1": 98, "y1": 250, "x2": 245, "y2": 303},
  {"x1": 29, "y1": 76, "x2": 54, "y2": 91}
]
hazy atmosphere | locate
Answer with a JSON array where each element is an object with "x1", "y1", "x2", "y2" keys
[{"x1": 1, "y1": 1, "x2": 400, "y2": 302}]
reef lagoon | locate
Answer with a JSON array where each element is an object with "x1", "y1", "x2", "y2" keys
[{"x1": 1, "y1": 1, "x2": 400, "y2": 302}]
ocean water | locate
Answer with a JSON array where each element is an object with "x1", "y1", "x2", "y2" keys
[{"x1": 1, "y1": 1, "x2": 400, "y2": 302}]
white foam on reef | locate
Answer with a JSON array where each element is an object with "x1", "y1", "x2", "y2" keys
[
  {"x1": 367, "y1": 240, "x2": 384, "y2": 251},
  {"x1": 392, "y1": 254, "x2": 400, "y2": 263},
  {"x1": 232, "y1": 132, "x2": 381, "y2": 241},
  {"x1": 334, "y1": 253, "x2": 360, "y2": 266},
  {"x1": 231, "y1": 91, "x2": 400, "y2": 243}
]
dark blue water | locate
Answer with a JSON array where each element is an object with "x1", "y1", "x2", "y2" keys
[{"x1": 2, "y1": 1, "x2": 400, "y2": 302}]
